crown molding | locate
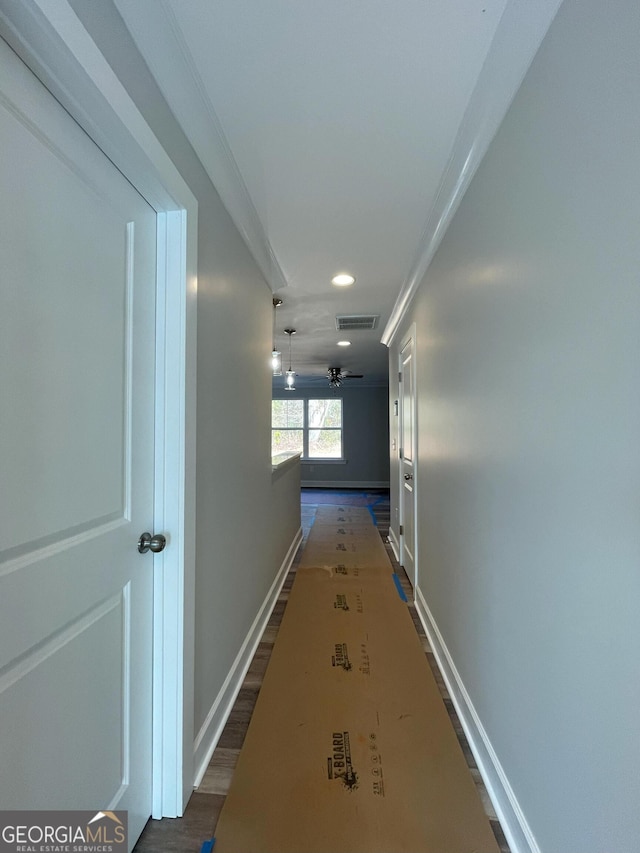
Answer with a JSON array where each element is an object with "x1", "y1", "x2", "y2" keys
[
  {"x1": 381, "y1": 0, "x2": 564, "y2": 347},
  {"x1": 113, "y1": 0, "x2": 288, "y2": 293},
  {"x1": 0, "y1": 0, "x2": 195, "y2": 214}
]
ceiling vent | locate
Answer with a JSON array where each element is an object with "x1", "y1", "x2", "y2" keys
[{"x1": 335, "y1": 314, "x2": 379, "y2": 331}]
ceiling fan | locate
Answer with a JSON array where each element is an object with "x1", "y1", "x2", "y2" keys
[
  {"x1": 303, "y1": 368, "x2": 365, "y2": 387},
  {"x1": 327, "y1": 367, "x2": 364, "y2": 387}
]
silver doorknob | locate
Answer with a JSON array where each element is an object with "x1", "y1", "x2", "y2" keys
[
  {"x1": 404, "y1": 473, "x2": 413, "y2": 481},
  {"x1": 138, "y1": 532, "x2": 167, "y2": 554}
]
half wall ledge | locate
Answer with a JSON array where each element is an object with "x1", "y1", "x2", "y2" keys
[{"x1": 271, "y1": 451, "x2": 302, "y2": 475}]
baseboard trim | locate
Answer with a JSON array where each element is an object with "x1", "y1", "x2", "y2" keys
[
  {"x1": 192, "y1": 526, "x2": 303, "y2": 787},
  {"x1": 388, "y1": 527, "x2": 400, "y2": 562},
  {"x1": 414, "y1": 586, "x2": 540, "y2": 853},
  {"x1": 300, "y1": 480, "x2": 390, "y2": 489}
]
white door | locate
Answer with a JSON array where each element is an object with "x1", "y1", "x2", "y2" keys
[
  {"x1": 399, "y1": 335, "x2": 417, "y2": 588},
  {"x1": 0, "y1": 39, "x2": 156, "y2": 846}
]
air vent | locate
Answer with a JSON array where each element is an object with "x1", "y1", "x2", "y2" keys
[{"x1": 335, "y1": 314, "x2": 379, "y2": 331}]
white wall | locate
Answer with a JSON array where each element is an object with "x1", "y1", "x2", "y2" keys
[
  {"x1": 389, "y1": 0, "x2": 640, "y2": 850},
  {"x1": 71, "y1": 0, "x2": 301, "y2": 767},
  {"x1": 273, "y1": 385, "x2": 390, "y2": 487}
]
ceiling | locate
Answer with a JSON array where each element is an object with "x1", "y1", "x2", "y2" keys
[{"x1": 113, "y1": 0, "x2": 562, "y2": 388}]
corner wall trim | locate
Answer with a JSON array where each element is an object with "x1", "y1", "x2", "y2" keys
[
  {"x1": 192, "y1": 526, "x2": 303, "y2": 786},
  {"x1": 113, "y1": 0, "x2": 288, "y2": 293},
  {"x1": 414, "y1": 586, "x2": 540, "y2": 853},
  {"x1": 381, "y1": 0, "x2": 563, "y2": 346}
]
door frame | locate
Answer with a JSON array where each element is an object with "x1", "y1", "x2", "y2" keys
[
  {"x1": 0, "y1": 0, "x2": 197, "y2": 818},
  {"x1": 398, "y1": 324, "x2": 418, "y2": 594}
]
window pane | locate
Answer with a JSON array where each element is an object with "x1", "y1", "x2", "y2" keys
[
  {"x1": 308, "y1": 398, "x2": 342, "y2": 428},
  {"x1": 308, "y1": 429, "x2": 342, "y2": 458},
  {"x1": 272, "y1": 429, "x2": 303, "y2": 455},
  {"x1": 272, "y1": 399, "x2": 304, "y2": 428}
]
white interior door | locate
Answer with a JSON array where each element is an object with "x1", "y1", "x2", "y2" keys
[
  {"x1": 400, "y1": 335, "x2": 416, "y2": 588},
  {"x1": 0, "y1": 38, "x2": 156, "y2": 847}
]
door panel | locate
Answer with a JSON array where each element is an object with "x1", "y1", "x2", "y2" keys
[
  {"x1": 0, "y1": 38, "x2": 155, "y2": 847},
  {"x1": 400, "y1": 336, "x2": 416, "y2": 587},
  {"x1": 1, "y1": 595, "x2": 127, "y2": 807}
]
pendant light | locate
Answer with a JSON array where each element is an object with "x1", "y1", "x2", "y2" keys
[
  {"x1": 284, "y1": 329, "x2": 296, "y2": 390},
  {"x1": 271, "y1": 297, "x2": 283, "y2": 375}
]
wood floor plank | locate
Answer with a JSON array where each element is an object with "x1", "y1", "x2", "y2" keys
[
  {"x1": 198, "y1": 748, "x2": 240, "y2": 795},
  {"x1": 134, "y1": 793, "x2": 223, "y2": 852}
]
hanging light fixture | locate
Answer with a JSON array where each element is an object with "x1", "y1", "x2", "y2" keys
[
  {"x1": 284, "y1": 329, "x2": 296, "y2": 390},
  {"x1": 271, "y1": 297, "x2": 283, "y2": 375}
]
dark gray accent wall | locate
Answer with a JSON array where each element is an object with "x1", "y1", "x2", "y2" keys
[{"x1": 273, "y1": 385, "x2": 390, "y2": 487}]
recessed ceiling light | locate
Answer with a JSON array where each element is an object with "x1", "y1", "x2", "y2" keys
[
  {"x1": 337, "y1": 340, "x2": 351, "y2": 347},
  {"x1": 331, "y1": 273, "x2": 355, "y2": 287}
]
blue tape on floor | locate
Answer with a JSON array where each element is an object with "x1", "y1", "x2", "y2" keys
[
  {"x1": 368, "y1": 494, "x2": 387, "y2": 525},
  {"x1": 392, "y1": 573, "x2": 408, "y2": 602},
  {"x1": 200, "y1": 838, "x2": 215, "y2": 852}
]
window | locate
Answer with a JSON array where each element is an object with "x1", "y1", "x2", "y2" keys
[
  {"x1": 307, "y1": 398, "x2": 342, "y2": 458},
  {"x1": 271, "y1": 399, "x2": 304, "y2": 455},
  {"x1": 272, "y1": 398, "x2": 343, "y2": 459}
]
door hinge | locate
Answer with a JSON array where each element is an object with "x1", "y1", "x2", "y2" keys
[
  {"x1": 399, "y1": 525, "x2": 404, "y2": 536},
  {"x1": 398, "y1": 372, "x2": 402, "y2": 382},
  {"x1": 399, "y1": 448, "x2": 403, "y2": 459}
]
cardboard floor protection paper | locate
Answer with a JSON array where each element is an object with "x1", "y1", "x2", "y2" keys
[
  {"x1": 213, "y1": 507, "x2": 500, "y2": 853},
  {"x1": 313, "y1": 506, "x2": 374, "y2": 525},
  {"x1": 300, "y1": 522, "x2": 392, "y2": 571}
]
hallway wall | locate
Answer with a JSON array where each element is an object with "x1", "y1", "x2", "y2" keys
[
  {"x1": 389, "y1": 0, "x2": 640, "y2": 850},
  {"x1": 70, "y1": 0, "x2": 300, "y2": 782}
]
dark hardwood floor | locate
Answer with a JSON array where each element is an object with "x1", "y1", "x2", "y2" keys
[{"x1": 134, "y1": 489, "x2": 510, "y2": 852}]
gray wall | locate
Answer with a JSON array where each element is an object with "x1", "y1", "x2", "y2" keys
[
  {"x1": 273, "y1": 385, "x2": 390, "y2": 487},
  {"x1": 389, "y1": 0, "x2": 640, "y2": 849},
  {"x1": 271, "y1": 459, "x2": 302, "y2": 568},
  {"x1": 72, "y1": 1, "x2": 300, "y2": 751}
]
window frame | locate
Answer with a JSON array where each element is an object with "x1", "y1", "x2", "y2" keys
[{"x1": 272, "y1": 396, "x2": 344, "y2": 461}]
